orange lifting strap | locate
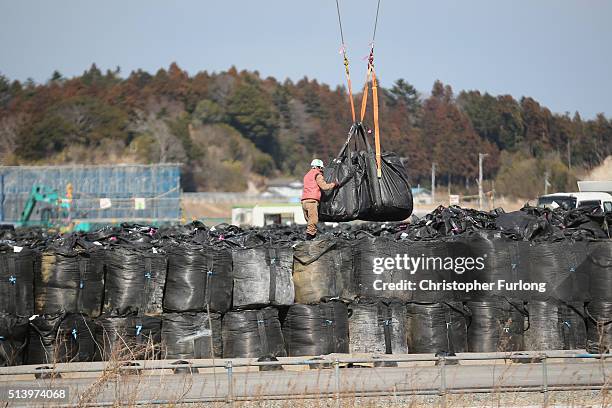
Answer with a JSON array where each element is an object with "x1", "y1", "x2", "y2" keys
[{"x1": 359, "y1": 47, "x2": 382, "y2": 178}]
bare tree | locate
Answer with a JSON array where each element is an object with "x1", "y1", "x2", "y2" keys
[
  {"x1": 131, "y1": 111, "x2": 186, "y2": 163},
  {"x1": 0, "y1": 114, "x2": 27, "y2": 163}
]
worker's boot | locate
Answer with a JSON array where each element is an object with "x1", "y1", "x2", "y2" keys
[{"x1": 305, "y1": 233, "x2": 316, "y2": 241}]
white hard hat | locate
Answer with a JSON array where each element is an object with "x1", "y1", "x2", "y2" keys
[{"x1": 310, "y1": 159, "x2": 324, "y2": 168}]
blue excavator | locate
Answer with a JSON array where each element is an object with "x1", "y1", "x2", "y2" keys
[{"x1": 17, "y1": 184, "x2": 72, "y2": 228}]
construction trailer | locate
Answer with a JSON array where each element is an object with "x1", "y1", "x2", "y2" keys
[{"x1": 231, "y1": 203, "x2": 306, "y2": 227}]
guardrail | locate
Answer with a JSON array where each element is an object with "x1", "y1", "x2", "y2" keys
[{"x1": 1, "y1": 351, "x2": 610, "y2": 407}]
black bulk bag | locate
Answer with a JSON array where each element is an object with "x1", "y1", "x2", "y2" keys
[
  {"x1": 466, "y1": 299, "x2": 525, "y2": 352},
  {"x1": 27, "y1": 312, "x2": 97, "y2": 364},
  {"x1": 348, "y1": 298, "x2": 407, "y2": 354},
  {"x1": 452, "y1": 231, "x2": 522, "y2": 301},
  {"x1": 523, "y1": 300, "x2": 564, "y2": 351},
  {"x1": 162, "y1": 312, "x2": 222, "y2": 359},
  {"x1": 320, "y1": 123, "x2": 413, "y2": 222},
  {"x1": 293, "y1": 239, "x2": 354, "y2": 303},
  {"x1": 585, "y1": 241, "x2": 612, "y2": 301},
  {"x1": 36, "y1": 248, "x2": 105, "y2": 317},
  {"x1": 559, "y1": 302, "x2": 587, "y2": 350},
  {"x1": 585, "y1": 301, "x2": 612, "y2": 354},
  {"x1": 0, "y1": 245, "x2": 36, "y2": 315},
  {"x1": 352, "y1": 236, "x2": 409, "y2": 301},
  {"x1": 95, "y1": 313, "x2": 162, "y2": 360},
  {"x1": 103, "y1": 247, "x2": 167, "y2": 316},
  {"x1": 231, "y1": 245, "x2": 294, "y2": 308},
  {"x1": 406, "y1": 302, "x2": 469, "y2": 354},
  {"x1": 164, "y1": 245, "x2": 232, "y2": 313},
  {"x1": 518, "y1": 240, "x2": 589, "y2": 302},
  {"x1": 222, "y1": 307, "x2": 286, "y2": 358},
  {"x1": 0, "y1": 313, "x2": 29, "y2": 366},
  {"x1": 282, "y1": 302, "x2": 349, "y2": 356}
]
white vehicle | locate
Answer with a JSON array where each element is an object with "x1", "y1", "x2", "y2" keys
[{"x1": 537, "y1": 192, "x2": 612, "y2": 213}]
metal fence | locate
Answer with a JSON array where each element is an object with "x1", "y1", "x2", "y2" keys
[{"x1": 0, "y1": 164, "x2": 181, "y2": 223}]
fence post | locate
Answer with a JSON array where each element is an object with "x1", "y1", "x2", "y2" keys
[
  {"x1": 541, "y1": 354, "x2": 548, "y2": 407},
  {"x1": 334, "y1": 357, "x2": 341, "y2": 407},
  {"x1": 225, "y1": 360, "x2": 234, "y2": 405},
  {"x1": 439, "y1": 356, "x2": 447, "y2": 408}
]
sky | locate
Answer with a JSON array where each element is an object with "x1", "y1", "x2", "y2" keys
[{"x1": 0, "y1": 0, "x2": 610, "y2": 118}]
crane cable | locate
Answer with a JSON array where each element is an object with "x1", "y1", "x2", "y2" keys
[
  {"x1": 335, "y1": 0, "x2": 356, "y2": 122},
  {"x1": 357, "y1": 0, "x2": 382, "y2": 177}
]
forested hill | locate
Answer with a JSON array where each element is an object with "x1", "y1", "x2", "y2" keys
[{"x1": 1, "y1": 63, "x2": 610, "y2": 196}]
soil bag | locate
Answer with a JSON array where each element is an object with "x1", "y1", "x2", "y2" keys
[
  {"x1": 231, "y1": 246, "x2": 294, "y2": 308},
  {"x1": 559, "y1": 302, "x2": 587, "y2": 350},
  {"x1": 518, "y1": 240, "x2": 589, "y2": 302},
  {"x1": 164, "y1": 245, "x2": 232, "y2": 313},
  {"x1": 523, "y1": 301, "x2": 564, "y2": 351},
  {"x1": 0, "y1": 245, "x2": 36, "y2": 315},
  {"x1": 319, "y1": 123, "x2": 413, "y2": 222},
  {"x1": 27, "y1": 312, "x2": 98, "y2": 364},
  {"x1": 585, "y1": 241, "x2": 612, "y2": 301},
  {"x1": 452, "y1": 231, "x2": 522, "y2": 300},
  {"x1": 293, "y1": 239, "x2": 354, "y2": 303},
  {"x1": 406, "y1": 302, "x2": 469, "y2": 354},
  {"x1": 283, "y1": 302, "x2": 349, "y2": 356},
  {"x1": 35, "y1": 249, "x2": 105, "y2": 317},
  {"x1": 103, "y1": 247, "x2": 167, "y2": 316},
  {"x1": 352, "y1": 236, "x2": 409, "y2": 301},
  {"x1": 95, "y1": 313, "x2": 162, "y2": 360},
  {"x1": 222, "y1": 307, "x2": 286, "y2": 358},
  {"x1": 162, "y1": 312, "x2": 222, "y2": 359},
  {"x1": 0, "y1": 313, "x2": 29, "y2": 366},
  {"x1": 586, "y1": 301, "x2": 612, "y2": 354},
  {"x1": 466, "y1": 300, "x2": 525, "y2": 352},
  {"x1": 348, "y1": 299, "x2": 407, "y2": 354}
]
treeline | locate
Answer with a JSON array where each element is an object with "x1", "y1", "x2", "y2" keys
[{"x1": 0, "y1": 63, "x2": 610, "y2": 195}]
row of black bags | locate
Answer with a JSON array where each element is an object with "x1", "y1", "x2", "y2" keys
[
  {"x1": 5, "y1": 299, "x2": 612, "y2": 366},
  {"x1": 2, "y1": 235, "x2": 612, "y2": 319}
]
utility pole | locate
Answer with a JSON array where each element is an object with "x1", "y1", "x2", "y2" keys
[
  {"x1": 544, "y1": 170, "x2": 550, "y2": 195},
  {"x1": 478, "y1": 153, "x2": 488, "y2": 210},
  {"x1": 431, "y1": 162, "x2": 436, "y2": 206},
  {"x1": 567, "y1": 139, "x2": 572, "y2": 170}
]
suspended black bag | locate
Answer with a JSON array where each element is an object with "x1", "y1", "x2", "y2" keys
[
  {"x1": 222, "y1": 307, "x2": 286, "y2": 358},
  {"x1": 95, "y1": 313, "x2": 162, "y2": 360},
  {"x1": 523, "y1": 300, "x2": 564, "y2": 351},
  {"x1": 585, "y1": 301, "x2": 612, "y2": 354},
  {"x1": 36, "y1": 249, "x2": 105, "y2": 317},
  {"x1": 0, "y1": 246, "x2": 36, "y2": 316},
  {"x1": 466, "y1": 299, "x2": 526, "y2": 352},
  {"x1": 283, "y1": 302, "x2": 349, "y2": 356},
  {"x1": 293, "y1": 239, "x2": 354, "y2": 304},
  {"x1": 406, "y1": 302, "x2": 469, "y2": 354},
  {"x1": 27, "y1": 312, "x2": 98, "y2": 364},
  {"x1": 585, "y1": 241, "x2": 612, "y2": 301},
  {"x1": 319, "y1": 123, "x2": 413, "y2": 222},
  {"x1": 162, "y1": 312, "x2": 222, "y2": 359},
  {"x1": 231, "y1": 245, "x2": 294, "y2": 308},
  {"x1": 559, "y1": 301, "x2": 587, "y2": 350},
  {"x1": 0, "y1": 313, "x2": 29, "y2": 366},
  {"x1": 164, "y1": 245, "x2": 232, "y2": 313},
  {"x1": 348, "y1": 298, "x2": 407, "y2": 354},
  {"x1": 103, "y1": 246, "x2": 167, "y2": 316}
]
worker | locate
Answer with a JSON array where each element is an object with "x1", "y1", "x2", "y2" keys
[{"x1": 301, "y1": 159, "x2": 337, "y2": 240}]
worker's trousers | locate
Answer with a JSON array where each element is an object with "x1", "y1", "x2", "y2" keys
[{"x1": 301, "y1": 199, "x2": 319, "y2": 236}]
